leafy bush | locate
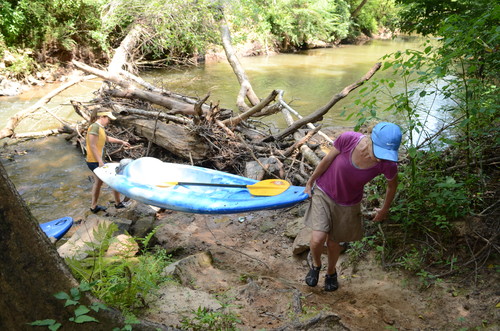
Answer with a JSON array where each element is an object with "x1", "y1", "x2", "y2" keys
[
  {"x1": 180, "y1": 305, "x2": 241, "y2": 331},
  {"x1": 231, "y1": 0, "x2": 351, "y2": 50},
  {"x1": 65, "y1": 223, "x2": 174, "y2": 313},
  {"x1": 0, "y1": 0, "x2": 107, "y2": 58},
  {"x1": 30, "y1": 282, "x2": 109, "y2": 330}
]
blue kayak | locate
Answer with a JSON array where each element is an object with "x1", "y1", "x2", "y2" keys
[
  {"x1": 40, "y1": 216, "x2": 73, "y2": 239},
  {"x1": 94, "y1": 157, "x2": 308, "y2": 214}
]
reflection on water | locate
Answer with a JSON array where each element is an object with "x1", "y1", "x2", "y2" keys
[{"x1": 1, "y1": 136, "x2": 117, "y2": 222}]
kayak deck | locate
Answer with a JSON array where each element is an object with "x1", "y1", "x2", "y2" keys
[{"x1": 94, "y1": 157, "x2": 308, "y2": 214}]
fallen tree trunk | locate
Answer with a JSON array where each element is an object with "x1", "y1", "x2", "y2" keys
[
  {"x1": 113, "y1": 104, "x2": 193, "y2": 125},
  {"x1": 72, "y1": 60, "x2": 198, "y2": 115},
  {"x1": 108, "y1": 23, "x2": 145, "y2": 74},
  {"x1": 11, "y1": 126, "x2": 74, "y2": 139},
  {"x1": 119, "y1": 116, "x2": 210, "y2": 161}
]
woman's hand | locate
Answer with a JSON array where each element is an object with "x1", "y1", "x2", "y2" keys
[
  {"x1": 304, "y1": 180, "x2": 314, "y2": 197},
  {"x1": 372, "y1": 207, "x2": 389, "y2": 222}
]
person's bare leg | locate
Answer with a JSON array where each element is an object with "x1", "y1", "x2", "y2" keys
[
  {"x1": 91, "y1": 174, "x2": 103, "y2": 209},
  {"x1": 306, "y1": 230, "x2": 328, "y2": 286},
  {"x1": 310, "y1": 230, "x2": 327, "y2": 267},
  {"x1": 324, "y1": 238, "x2": 341, "y2": 291},
  {"x1": 325, "y1": 238, "x2": 342, "y2": 275},
  {"x1": 113, "y1": 190, "x2": 121, "y2": 205}
]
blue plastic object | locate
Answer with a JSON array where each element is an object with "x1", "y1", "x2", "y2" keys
[
  {"x1": 94, "y1": 157, "x2": 309, "y2": 214},
  {"x1": 40, "y1": 216, "x2": 73, "y2": 239}
]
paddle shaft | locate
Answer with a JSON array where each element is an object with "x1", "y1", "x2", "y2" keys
[
  {"x1": 175, "y1": 182, "x2": 251, "y2": 188},
  {"x1": 159, "y1": 179, "x2": 291, "y2": 196}
]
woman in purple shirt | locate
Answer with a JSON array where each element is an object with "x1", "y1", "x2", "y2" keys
[{"x1": 304, "y1": 122, "x2": 402, "y2": 291}]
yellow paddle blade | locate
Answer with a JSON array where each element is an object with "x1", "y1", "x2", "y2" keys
[
  {"x1": 156, "y1": 182, "x2": 178, "y2": 188},
  {"x1": 247, "y1": 179, "x2": 290, "y2": 196},
  {"x1": 156, "y1": 179, "x2": 291, "y2": 196}
]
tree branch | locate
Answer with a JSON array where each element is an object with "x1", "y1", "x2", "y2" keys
[{"x1": 264, "y1": 62, "x2": 381, "y2": 142}]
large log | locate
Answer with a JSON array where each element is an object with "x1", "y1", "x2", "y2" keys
[
  {"x1": 119, "y1": 116, "x2": 210, "y2": 161},
  {"x1": 113, "y1": 104, "x2": 193, "y2": 125},
  {"x1": 108, "y1": 24, "x2": 145, "y2": 73},
  {"x1": 72, "y1": 60, "x2": 198, "y2": 115}
]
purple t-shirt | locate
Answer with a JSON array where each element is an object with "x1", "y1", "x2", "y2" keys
[{"x1": 316, "y1": 131, "x2": 397, "y2": 206}]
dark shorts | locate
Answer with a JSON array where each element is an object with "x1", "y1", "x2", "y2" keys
[
  {"x1": 304, "y1": 188, "x2": 363, "y2": 242},
  {"x1": 86, "y1": 162, "x2": 99, "y2": 172}
]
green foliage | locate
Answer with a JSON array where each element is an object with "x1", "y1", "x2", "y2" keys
[
  {"x1": 179, "y1": 304, "x2": 241, "y2": 331},
  {"x1": 231, "y1": 0, "x2": 351, "y2": 50},
  {"x1": 347, "y1": 0, "x2": 400, "y2": 36},
  {"x1": 99, "y1": 0, "x2": 221, "y2": 62},
  {"x1": 30, "y1": 282, "x2": 108, "y2": 330},
  {"x1": 394, "y1": 168, "x2": 471, "y2": 230},
  {"x1": 65, "y1": 224, "x2": 174, "y2": 313},
  {"x1": 396, "y1": 0, "x2": 481, "y2": 36},
  {"x1": 1, "y1": 0, "x2": 402, "y2": 71},
  {"x1": 344, "y1": 235, "x2": 380, "y2": 269},
  {"x1": 0, "y1": 0, "x2": 107, "y2": 56},
  {"x1": 397, "y1": 247, "x2": 425, "y2": 272}
]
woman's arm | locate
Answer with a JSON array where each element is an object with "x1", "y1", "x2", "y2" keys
[
  {"x1": 373, "y1": 175, "x2": 398, "y2": 222},
  {"x1": 304, "y1": 146, "x2": 340, "y2": 195},
  {"x1": 106, "y1": 136, "x2": 130, "y2": 147}
]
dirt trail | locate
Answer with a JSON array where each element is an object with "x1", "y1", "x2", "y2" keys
[{"x1": 146, "y1": 206, "x2": 499, "y2": 330}]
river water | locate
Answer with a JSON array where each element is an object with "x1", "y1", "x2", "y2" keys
[{"x1": 1, "y1": 36, "x2": 429, "y2": 223}]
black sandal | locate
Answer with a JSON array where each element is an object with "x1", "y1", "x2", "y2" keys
[
  {"x1": 305, "y1": 265, "x2": 321, "y2": 287},
  {"x1": 114, "y1": 202, "x2": 126, "y2": 209},
  {"x1": 90, "y1": 205, "x2": 107, "y2": 213},
  {"x1": 324, "y1": 272, "x2": 339, "y2": 292}
]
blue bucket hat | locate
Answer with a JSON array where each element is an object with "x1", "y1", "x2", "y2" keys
[{"x1": 371, "y1": 122, "x2": 402, "y2": 162}]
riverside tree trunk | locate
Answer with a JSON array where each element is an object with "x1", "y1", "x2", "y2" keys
[{"x1": 0, "y1": 162, "x2": 168, "y2": 330}]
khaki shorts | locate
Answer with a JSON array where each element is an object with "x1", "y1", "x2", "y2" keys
[{"x1": 304, "y1": 188, "x2": 363, "y2": 242}]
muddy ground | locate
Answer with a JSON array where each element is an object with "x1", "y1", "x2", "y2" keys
[{"x1": 134, "y1": 203, "x2": 499, "y2": 331}]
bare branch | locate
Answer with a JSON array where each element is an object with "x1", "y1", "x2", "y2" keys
[{"x1": 265, "y1": 62, "x2": 382, "y2": 142}]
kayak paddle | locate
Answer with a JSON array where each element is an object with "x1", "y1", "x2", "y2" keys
[{"x1": 156, "y1": 179, "x2": 291, "y2": 196}]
